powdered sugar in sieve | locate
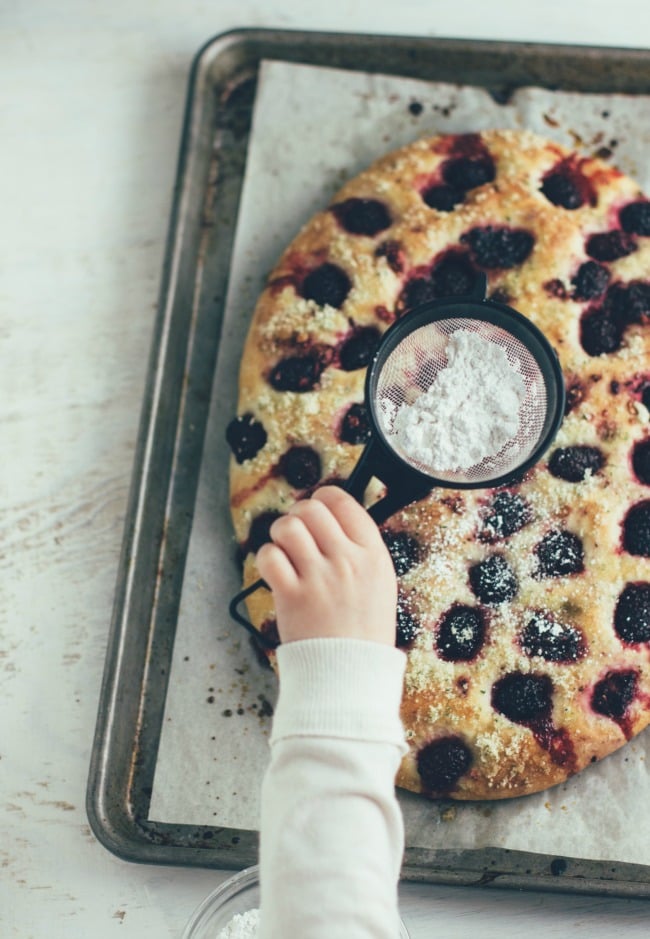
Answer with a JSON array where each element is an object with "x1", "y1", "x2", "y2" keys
[{"x1": 376, "y1": 321, "x2": 547, "y2": 485}]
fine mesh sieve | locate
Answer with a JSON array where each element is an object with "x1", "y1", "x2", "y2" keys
[
  {"x1": 373, "y1": 317, "x2": 547, "y2": 486},
  {"x1": 229, "y1": 274, "x2": 565, "y2": 643},
  {"x1": 344, "y1": 274, "x2": 565, "y2": 523}
]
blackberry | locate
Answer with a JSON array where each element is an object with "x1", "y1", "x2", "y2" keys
[
  {"x1": 604, "y1": 281, "x2": 650, "y2": 325},
  {"x1": 338, "y1": 327, "x2": 381, "y2": 371},
  {"x1": 416, "y1": 736, "x2": 473, "y2": 792},
  {"x1": 591, "y1": 669, "x2": 637, "y2": 720},
  {"x1": 422, "y1": 184, "x2": 463, "y2": 212},
  {"x1": 381, "y1": 530, "x2": 423, "y2": 576},
  {"x1": 442, "y1": 155, "x2": 495, "y2": 191},
  {"x1": 534, "y1": 529, "x2": 584, "y2": 578},
  {"x1": 277, "y1": 446, "x2": 321, "y2": 489},
  {"x1": 632, "y1": 439, "x2": 650, "y2": 486},
  {"x1": 619, "y1": 200, "x2": 650, "y2": 236},
  {"x1": 541, "y1": 172, "x2": 585, "y2": 209},
  {"x1": 396, "y1": 603, "x2": 421, "y2": 648},
  {"x1": 430, "y1": 251, "x2": 478, "y2": 297},
  {"x1": 469, "y1": 554, "x2": 518, "y2": 604},
  {"x1": 396, "y1": 276, "x2": 437, "y2": 315},
  {"x1": 268, "y1": 352, "x2": 327, "y2": 392},
  {"x1": 548, "y1": 445, "x2": 605, "y2": 482},
  {"x1": 521, "y1": 614, "x2": 584, "y2": 662},
  {"x1": 481, "y1": 491, "x2": 532, "y2": 541},
  {"x1": 301, "y1": 262, "x2": 351, "y2": 308},
  {"x1": 614, "y1": 583, "x2": 650, "y2": 644},
  {"x1": 622, "y1": 501, "x2": 650, "y2": 556},
  {"x1": 586, "y1": 230, "x2": 637, "y2": 262},
  {"x1": 436, "y1": 605, "x2": 486, "y2": 661},
  {"x1": 225, "y1": 413, "x2": 267, "y2": 463},
  {"x1": 339, "y1": 402, "x2": 372, "y2": 445},
  {"x1": 331, "y1": 198, "x2": 392, "y2": 236},
  {"x1": 571, "y1": 261, "x2": 610, "y2": 301},
  {"x1": 462, "y1": 225, "x2": 534, "y2": 269},
  {"x1": 492, "y1": 672, "x2": 553, "y2": 723},
  {"x1": 580, "y1": 306, "x2": 623, "y2": 357},
  {"x1": 245, "y1": 510, "x2": 282, "y2": 555}
]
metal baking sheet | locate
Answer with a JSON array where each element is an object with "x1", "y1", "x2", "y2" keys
[{"x1": 86, "y1": 27, "x2": 650, "y2": 896}]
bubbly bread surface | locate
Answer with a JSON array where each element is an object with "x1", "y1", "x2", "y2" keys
[{"x1": 227, "y1": 129, "x2": 650, "y2": 800}]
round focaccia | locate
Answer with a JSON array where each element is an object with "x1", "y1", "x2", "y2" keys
[{"x1": 226, "y1": 128, "x2": 650, "y2": 800}]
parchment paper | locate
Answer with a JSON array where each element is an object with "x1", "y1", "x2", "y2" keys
[{"x1": 150, "y1": 59, "x2": 650, "y2": 864}]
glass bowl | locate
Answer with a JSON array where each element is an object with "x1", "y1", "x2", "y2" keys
[{"x1": 182, "y1": 864, "x2": 410, "y2": 938}]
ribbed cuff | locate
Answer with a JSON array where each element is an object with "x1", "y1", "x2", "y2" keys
[{"x1": 271, "y1": 638, "x2": 407, "y2": 751}]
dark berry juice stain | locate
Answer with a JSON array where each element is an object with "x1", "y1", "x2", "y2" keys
[
  {"x1": 534, "y1": 529, "x2": 584, "y2": 578},
  {"x1": 480, "y1": 491, "x2": 532, "y2": 541},
  {"x1": 276, "y1": 445, "x2": 321, "y2": 489},
  {"x1": 544, "y1": 278, "x2": 569, "y2": 300},
  {"x1": 492, "y1": 672, "x2": 576, "y2": 768},
  {"x1": 591, "y1": 669, "x2": 638, "y2": 738},
  {"x1": 338, "y1": 402, "x2": 372, "y2": 444},
  {"x1": 375, "y1": 239, "x2": 406, "y2": 273},
  {"x1": 461, "y1": 225, "x2": 534, "y2": 269},
  {"x1": 416, "y1": 736, "x2": 473, "y2": 793},
  {"x1": 564, "y1": 377, "x2": 586, "y2": 413},
  {"x1": 622, "y1": 501, "x2": 650, "y2": 556},
  {"x1": 469, "y1": 554, "x2": 518, "y2": 604},
  {"x1": 435, "y1": 605, "x2": 486, "y2": 661},
  {"x1": 381, "y1": 530, "x2": 423, "y2": 576},
  {"x1": 540, "y1": 158, "x2": 596, "y2": 210},
  {"x1": 548, "y1": 445, "x2": 605, "y2": 482},
  {"x1": 330, "y1": 198, "x2": 392, "y2": 236},
  {"x1": 225, "y1": 412, "x2": 267, "y2": 463},
  {"x1": 520, "y1": 613, "x2": 585, "y2": 662},
  {"x1": 614, "y1": 582, "x2": 650, "y2": 645}
]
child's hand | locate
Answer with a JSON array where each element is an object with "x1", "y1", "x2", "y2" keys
[{"x1": 255, "y1": 486, "x2": 397, "y2": 646}]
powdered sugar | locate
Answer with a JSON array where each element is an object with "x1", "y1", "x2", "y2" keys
[
  {"x1": 382, "y1": 329, "x2": 527, "y2": 473},
  {"x1": 215, "y1": 908, "x2": 260, "y2": 939}
]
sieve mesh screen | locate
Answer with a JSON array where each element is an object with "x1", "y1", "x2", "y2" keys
[{"x1": 373, "y1": 317, "x2": 548, "y2": 485}]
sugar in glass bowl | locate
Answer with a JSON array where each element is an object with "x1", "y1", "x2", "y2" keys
[{"x1": 182, "y1": 864, "x2": 410, "y2": 938}]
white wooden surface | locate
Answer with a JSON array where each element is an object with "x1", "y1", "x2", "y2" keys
[{"x1": 2, "y1": 2, "x2": 650, "y2": 936}]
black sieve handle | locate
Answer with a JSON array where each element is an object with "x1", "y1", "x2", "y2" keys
[
  {"x1": 228, "y1": 576, "x2": 278, "y2": 648},
  {"x1": 345, "y1": 437, "x2": 434, "y2": 524}
]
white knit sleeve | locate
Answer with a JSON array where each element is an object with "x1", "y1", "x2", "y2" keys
[{"x1": 258, "y1": 637, "x2": 407, "y2": 939}]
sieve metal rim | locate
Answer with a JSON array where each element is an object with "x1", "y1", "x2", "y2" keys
[{"x1": 363, "y1": 294, "x2": 566, "y2": 491}]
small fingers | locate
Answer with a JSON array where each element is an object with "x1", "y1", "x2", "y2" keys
[
  {"x1": 266, "y1": 512, "x2": 322, "y2": 576},
  {"x1": 256, "y1": 541, "x2": 298, "y2": 593},
  {"x1": 285, "y1": 496, "x2": 349, "y2": 557},
  {"x1": 311, "y1": 485, "x2": 383, "y2": 549}
]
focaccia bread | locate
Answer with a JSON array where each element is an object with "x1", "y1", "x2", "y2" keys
[{"x1": 226, "y1": 128, "x2": 650, "y2": 800}]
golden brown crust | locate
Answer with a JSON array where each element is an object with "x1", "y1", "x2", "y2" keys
[{"x1": 227, "y1": 129, "x2": 650, "y2": 800}]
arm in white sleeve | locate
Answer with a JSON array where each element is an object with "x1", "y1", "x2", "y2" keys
[{"x1": 259, "y1": 637, "x2": 407, "y2": 939}]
